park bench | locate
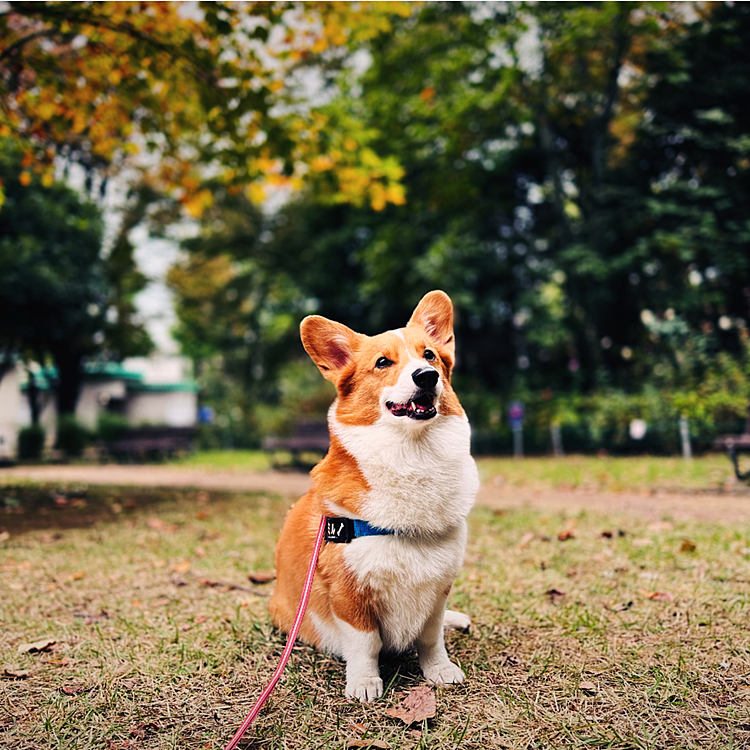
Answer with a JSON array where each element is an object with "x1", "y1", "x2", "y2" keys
[
  {"x1": 262, "y1": 419, "x2": 330, "y2": 469},
  {"x1": 713, "y1": 403, "x2": 750, "y2": 482},
  {"x1": 102, "y1": 426, "x2": 197, "y2": 462}
]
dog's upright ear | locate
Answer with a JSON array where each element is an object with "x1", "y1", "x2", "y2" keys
[
  {"x1": 407, "y1": 290, "x2": 455, "y2": 359},
  {"x1": 301, "y1": 315, "x2": 362, "y2": 383}
]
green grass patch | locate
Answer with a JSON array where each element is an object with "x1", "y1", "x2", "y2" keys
[
  {"x1": 168, "y1": 449, "x2": 273, "y2": 472},
  {"x1": 1, "y1": 483, "x2": 749, "y2": 748},
  {"x1": 477, "y1": 453, "x2": 739, "y2": 494}
]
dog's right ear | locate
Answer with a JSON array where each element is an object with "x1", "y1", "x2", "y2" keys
[{"x1": 301, "y1": 315, "x2": 362, "y2": 383}]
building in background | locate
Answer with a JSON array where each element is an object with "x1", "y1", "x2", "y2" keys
[{"x1": 0, "y1": 356, "x2": 197, "y2": 459}]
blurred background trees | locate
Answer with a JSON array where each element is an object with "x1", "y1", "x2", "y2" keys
[{"x1": 2, "y1": 1, "x2": 749, "y2": 452}]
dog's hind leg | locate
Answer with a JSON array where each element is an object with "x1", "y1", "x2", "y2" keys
[{"x1": 443, "y1": 609, "x2": 471, "y2": 632}]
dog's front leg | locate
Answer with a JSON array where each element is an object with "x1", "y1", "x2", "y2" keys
[
  {"x1": 416, "y1": 592, "x2": 465, "y2": 686},
  {"x1": 335, "y1": 616, "x2": 383, "y2": 701}
]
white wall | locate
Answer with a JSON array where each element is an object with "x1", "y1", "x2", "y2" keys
[
  {"x1": 126, "y1": 390, "x2": 197, "y2": 428},
  {"x1": 0, "y1": 367, "x2": 22, "y2": 459}
]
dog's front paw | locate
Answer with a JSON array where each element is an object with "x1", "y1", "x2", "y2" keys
[
  {"x1": 346, "y1": 675, "x2": 384, "y2": 702},
  {"x1": 422, "y1": 660, "x2": 465, "y2": 686}
]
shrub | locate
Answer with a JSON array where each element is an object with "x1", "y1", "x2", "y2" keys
[
  {"x1": 17, "y1": 424, "x2": 45, "y2": 460},
  {"x1": 96, "y1": 412, "x2": 130, "y2": 442},
  {"x1": 55, "y1": 416, "x2": 90, "y2": 457}
]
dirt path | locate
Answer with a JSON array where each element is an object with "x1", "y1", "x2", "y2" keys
[{"x1": 2, "y1": 463, "x2": 749, "y2": 524}]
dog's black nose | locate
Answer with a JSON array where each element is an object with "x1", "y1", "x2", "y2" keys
[{"x1": 412, "y1": 367, "x2": 439, "y2": 389}]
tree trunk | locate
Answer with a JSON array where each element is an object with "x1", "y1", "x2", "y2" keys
[{"x1": 52, "y1": 347, "x2": 84, "y2": 416}]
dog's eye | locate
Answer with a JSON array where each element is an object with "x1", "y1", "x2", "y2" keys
[
  {"x1": 424, "y1": 349, "x2": 436, "y2": 362},
  {"x1": 375, "y1": 356, "x2": 393, "y2": 369}
]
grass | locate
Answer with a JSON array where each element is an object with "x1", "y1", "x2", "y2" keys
[
  {"x1": 476, "y1": 454, "x2": 741, "y2": 494},
  {"x1": 1, "y1": 467, "x2": 749, "y2": 749},
  {"x1": 166, "y1": 449, "x2": 742, "y2": 494}
]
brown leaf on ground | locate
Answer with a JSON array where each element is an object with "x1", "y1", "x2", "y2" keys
[
  {"x1": 640, "y1": 588, "x2": 675, "y2": 603},
  {"x1": 146, "y1": 517, "x2": 176, "y2": 533},
  {"x1": 386, "y1": 685, "x2": 436, "y2": 725},
  {"x1": 3, "y1": 665, "x2": 30, "y2": 678},
  {"x1": 346, "y1": 740, "x2": 390, "y2": 749},
  {"x1": 680, "y1": 539, "x2": 697, "y2": 553},
  {"x1": 172, "y1": 560, "x2": 191, "y2": 574},
  {"x1": 557, "y1": 529, "x2": 575, "y2": 541},
  {"x1": 248, "y1": 570, "x2": 276, "y2": 584},
  {"x1": 518, "y1": 532, "x2": 535, "y2": 548},
  {"x1": 61, "y1": 683, "x2": 90, "y2": 695},
  {"x1": 545, "y1": 588, "x2": 566, "y2": 603},
  {"x1": 18, "y1": 638, "x2": 55, "y2": 653}
]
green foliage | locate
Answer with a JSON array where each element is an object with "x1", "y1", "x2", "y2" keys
[
  {"x1": 165, "y1": 2, "x2": 750, "y2": 452},
  {"x1": 96, "y1": 412, "x2": 129, "y2": 442},
  {"x1": 0, "y1": 138, "x2": 153, "y2": 415},
  {"x1": 17, "y1": 424, "x2": 45, "y2": 461},
  {"x1": 55, "y1": 416, "x2": 90, "y2": 457}
]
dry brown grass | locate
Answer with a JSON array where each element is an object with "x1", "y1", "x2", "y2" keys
[{"x1": 1, "y1": 479, "x2": 749, "y2": 749}]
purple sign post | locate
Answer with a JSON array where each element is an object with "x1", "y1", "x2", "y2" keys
[{"x1": 508, "y1": 401, "x2": 524, "y2": 458}]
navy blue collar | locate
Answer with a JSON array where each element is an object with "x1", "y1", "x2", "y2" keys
[{"x1": 324, "y1": 517, "x2": 394, "y2": 544}]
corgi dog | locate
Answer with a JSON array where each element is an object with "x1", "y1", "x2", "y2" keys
[{"x1": 269, "y1": 290, "x2": 479, "y2": 701}]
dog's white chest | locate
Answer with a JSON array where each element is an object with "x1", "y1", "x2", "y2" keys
[
  {"x1": 331, "y1": 411, "x2": 479, "y2": 535},
  {"x1": 343, "y1": 525, "x2": 467, "y2": 651}
]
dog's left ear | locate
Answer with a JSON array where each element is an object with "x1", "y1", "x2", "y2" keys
[{"x1": 407, "y1": 290, "x2": 455, "y2": 359}]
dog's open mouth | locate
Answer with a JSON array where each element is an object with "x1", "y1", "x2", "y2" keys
[{"x1": 386, "y1": 392, "x2": 437, "y2": 421}]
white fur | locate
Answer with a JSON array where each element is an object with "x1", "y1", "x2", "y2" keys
[
  {"x1": 330, "y1": 406, "x2": 477, "y2": 535},
  {"x1": 320, "y1": 401, "x2": 478, "y2": 695}
]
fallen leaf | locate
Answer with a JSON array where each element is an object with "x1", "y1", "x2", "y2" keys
[
  {"x1": 545, "y1": 588, "x2": 566, "y2": 603},
  {"x1": 68, "y1": 570, "x2": 85, "y2": 581},
  {"x1": 248, "y1": 570, "x2": 276, "y2": 584},
  {"x1": 557, "y1": 529, "x2": 575, "y2": 541},
  {"x1": 640, "y1": 589, "x2": 675, "y2": 603},
  {"x1": 18, "y1": 638, "x2": 56, "y2": 653},
  {"x1": 195, "y1": 615, "x2": 208, "y2": 624},
  {"x1": 172, "y1": 560, "x2": 191, "y2": 574},
  {"x1": 518, "y1": 532, "x2": 535, "y2": 548},
  {"x1": 195, "y1": 511, "x2": 210, "y2": 521},
  {"x1": 348, "y1": 722, "x2": 367, "y2": 735},
  {"x1": 601, "y1": 530, "x2": 613, "y2": 538},
  {"x1": 146, "y1": 517, "x2": 176, "y2": 533},
  {"x1": 61, "y1": 683, "x2": 89, "y2": 695},
  {"x1": 579, "y1": 680, "x2": 597, "y2": 692},
  {"x1": 386, "y1": 686, "x2": 436, "y2": 725},
  {"x1": 680, "y1": 539, "x2": 697, "y2": 553},
  {"x1": 346, "y1": 741, "x2": 390, "y2": 749},
  {"x1": 3, "y1": 665, "x2": 30, "y2": 678}
]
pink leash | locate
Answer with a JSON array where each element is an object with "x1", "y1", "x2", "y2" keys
[{"x1": 223, "y1": 515, "x2": 327, "y2": 750}]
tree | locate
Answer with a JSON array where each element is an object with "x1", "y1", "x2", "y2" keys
[
  {"x1": 0, "y1": 139, "x2": 152, "y2": 415},
  {"x1": 0, "y1": 1, "x2": 411, "y2": 214}
]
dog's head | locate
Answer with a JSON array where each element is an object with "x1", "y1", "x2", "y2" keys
[{"x1": 300, "y1": 290, "x2": 464, "y2": 427}]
